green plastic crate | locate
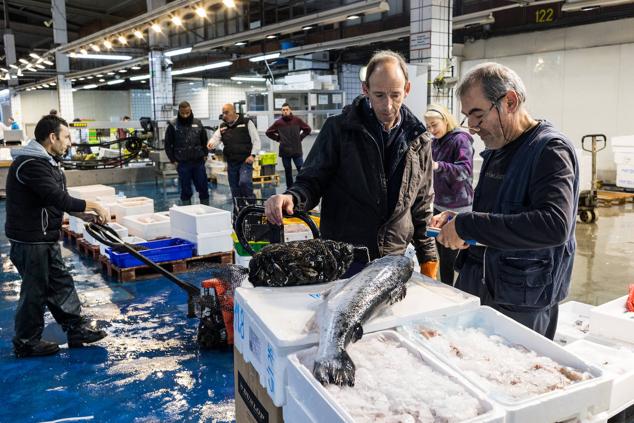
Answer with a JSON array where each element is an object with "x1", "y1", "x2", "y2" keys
[
  {"x1": 234, "y1": 241, "x2": 269, "y2": 257},
  {"x1": 259, "y1": 152, "x2": 277, "y2": 165}
]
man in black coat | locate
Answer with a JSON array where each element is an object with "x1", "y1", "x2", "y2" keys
[
  {"x1": 5, "y1": 114, "x2": 110, "y2": 358},
  {"x1": 165, "y1": 101, "x2": 210, "y2": 205}
]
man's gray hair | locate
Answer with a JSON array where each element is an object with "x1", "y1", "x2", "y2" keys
[
  {"x1": 365, "y1": 50, "x2": 409, "y2": 88},
  {"x1": 456, "y1": 62, "x2": 527, "y2": 107}
]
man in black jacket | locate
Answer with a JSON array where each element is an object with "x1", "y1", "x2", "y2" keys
[
  {"x1": 5, "y1": 115, "x2": 109, "y2": 358},
  {"x1": 165, "y1": 101, "x2": 210, "y2": 205},
  {"x1": 265, "y1": 51, "x2": 438, "y2": 278}
]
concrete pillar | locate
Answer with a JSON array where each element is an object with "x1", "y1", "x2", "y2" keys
[
  {"x1": 52, "y1": 0, "x2": 74, "y2": 120},
  {"x1": 410, "y1": 0, "x2": 453, "y2": 108},
  {"x1": 3, "y1": 31, "x2": 18, "y2": 87}
]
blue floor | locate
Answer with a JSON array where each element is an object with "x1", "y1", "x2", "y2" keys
[{"x1": 0, "y1": 179, "x2": 280, "y2": 423}]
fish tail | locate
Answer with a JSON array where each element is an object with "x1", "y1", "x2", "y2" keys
[{"x1": 313, "y1": 350, "x2": 356, "y2": 387}]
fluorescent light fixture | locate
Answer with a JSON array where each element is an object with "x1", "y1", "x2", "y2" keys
[
  {"x1": 42, "y1": 84, "x2": 50, "y2": 88},
  {"x1": 107, "y1": 79, "x2": 125, "y2": 85},
  {"x1": 86, "y1": 76, "x2": 94, "y2": 79},
  {"x1": 0, "y1": 67, "x2": 7, "y2": 72},
  {"x1": 70, "y1": 78, "x2": 77, "y2": 82},
  {"x1": 29, "y1": 53, "x2": 41, "y2": 59},
  {"x1": 171, "y1": 16, "x2": 182, "y2": 26},
  {"x1": 453, "y1": 12, "x2": 495, "y2": 30},
  {"x1": 231, "y1": 76, "x2": 266, "y2": 82},
  {"x1": 151, "y1": 23, "x2": 162, "y2": 33},
  {"x1": 96, "y1": 74, "x2": 103, "y2": 77},
  {"x1": 130, "y1": 74, "x2": 150, "y2": 81},
  {"x1": 107, "y1": 72, "x2": 116, "y2": 75},
  {"x1": 79, "y1": 77, "x2": 85, "y2": 80},
  {"x1": 249, "y1": 52, "x2": 280, "y2": 62},
  {"x1": 9, "y1": 64, "x2": 19, "y2": 69},
  {"x1": 43, "y1": 60, "x2": 54, "y2": 66},
  {"x1": 561, "y1": 0, "x2": 634, "y2": 11},
  {"x1": 80, "y1": 48, "x2": 88, "y2": 55},
  {"x1": 131, "y1": 66, "x2": 141, "y2": 70},
  {"x1": 266, "y1": 34, "x2": 277, "y2": 39},
  {"x1": 50, "y1": 82, "x2": 56, "y2": 86},
  {"x1": 99, "y1": 79, "x2": 105, "y2": 82},
  {"x1": 82, "y1": 84, "x2": 98, "y2": 89},
  {"x1": 141, "y1": 80, "x2": 147, "y2": 83},
  {"x1": 235, "y1": 41, "x2": 247, "y2": 46},
  {"x1": 165, "y1": 47, "x2": 192, "y2": 57},
  {"x1": 104, "y1": 40, "x2": 113, "y2": 49},
  {"x1": 302, "y1": 25, "x2": 314, "y2": 30},
  {"x1": 27, "y1": 67, "x2": 37, "y2": 72},
  {"x1": 36, "y1": 58, "x2": 44, "y2": 63},
  {"x1": 19, "y1": 58, "x2": 29, "y2": 64},
  {"x1": 118, "y1": 35, "x2": 128, "y2": 45},
  {"x1": 171, "y1": 60, "x2": 232, "y2": 75},
  {"x1": 196, "y1": 7, "x2": 207, "y2": 17},
  {"x1": 35, "y1": 64, "x2": 45, "y2": 69},
  {"x1": 71, "y1": 54, "x2": 133, "y2": 61},
  {"x1": 134, "y1": 30, "x2": 144, "y2": 39},
  {"x1": 118, "y1": 69, "x2": 128, "y2": 73},
  {"x1": 236, "y1": 81, "x2": 242, "y2": 84},
  {"x1": 16, "y1": 69, "x2": 22, "y2": 76},
  {"x1": 90, "y1": 44, "x2": 101, "y2": 52},
  {"x1": 223, "y1": 0, "x2": 236, "y2": 8},
  {"x1": 346, "y1": 14, "x2": 360, "y2": 20}
]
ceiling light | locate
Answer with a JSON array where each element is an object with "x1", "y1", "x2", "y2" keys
[
  {"x1": 302, "y1": 25, "x2": 314, "y2": 30},
  {"x1": 70, "y1": 78, "x2": 77, "y2": 82},
  {"x1": 80, "y1": 48, "x2": 88, "y2": 55},
  {"x1": 266, "y1": 34, "x2": 277, "y2": 39},
  {"x1": 236, "y1": 81, "x2": 242, "y2": 84},
  {"x1": 27, "y1": 67, "x2": 37, "y2": 72},
  {"x1": 223, "y1": 0, "x2": 236, "y2": 8},
  {"x1": 9, "y1": 64, "x2": 19, "y2": 69},
  {"x1": 141, "y1": 80, "x2": 147, "y2": 83},
  {"x1": 79, "y1": 77, "x2": 85, "y2": 80},
  {"x1": 42, "y1": 84, "x2": 50, "y2": 88},
  {"x1": 35, "y1": 64, "x2": 45, "y2": 69},
  {"x1": 29, "y1": 53, "x2": 41, "y2": 59},
  {"x1": 171, "y1": 16, "x2": 182, "y2": 26},
  {"x1": 96, "y1": 74, "x2": 103, "y2": 77},
  {"x1": 104, "y1": 40, "x2": 113, "y2": 49},
  {"x1": 99, "y1": 79, "x2": 105, "y2": 82},
  {"x1": 82, "y1": 84, "x2": 98, "y2": 89},
  {"x1": 107, "y1": 72, "x2": 115, "y2": 75},
  {"x1": 130, "y1": 74, "x2": 150, "y2": 81},
  {"x1": 231, "y1": 76, "x2": 266, "y2": 82},
  {"x1": 72, "y1": 54, "x2": 133, "y2": 61},
  {"x1": 234, "y1": 41, "x2": 247, "y2": 46},
  {"x1": 561, "y1": 0, "x2": 634, "y2": 12},
  {"x1": 90, "y1": 44, "x2": 101, "y2": 52},
  {"x1": 118, "y1": 35, "x2": 128, "y2": 45},
  {"x1": 131, "y1": 66, "x2": 141, "y2": 70},
  {"x1": 165, "y1": 47, "x2": 192, "y2": 57},
  {"x1": 249, "y1": 52, "x2": 280, "y2": 62},
  {"x1": 0, "y1": 67, "x2": 7, "y2": 72},
  {"x1": 107, "y1": 79, "x2": 125, "y2": 85},
  {"x1": 195, "y1": 7, "x2": 206, "y2": 17},
  {"x1": 16, "y1": 69, "x2": 23, "y2": 76},
  {"x1": 19, "y1": 58, "x2": 29, "y2": 64},
  {"x1": 171, "y1": 60, "x2": 232, "y2": 76},
  {"x1": 134, "y1": 30, "x2": 144, "y2": 39},
  {"x1": 50, "y1": 82, "x2": 56, "y2": 86},
  {"x1": 346, "y1": 14, "x2": 360, "y2": 20},
  {"x1": 70, "y1": 52, "x2": 77, "y2": 58},
  {"x1": 43, "y1": 60, "x2": 54, "y2": 66},
  {"x1": 151, "y1": 23, "x2": 162, "y2": 33},
  {"x1": 119, "y1": 69, "x2": 128, "y2": 73},
  {"x1": 86, "y1": 76, "x2": 94, "y2": 79}
]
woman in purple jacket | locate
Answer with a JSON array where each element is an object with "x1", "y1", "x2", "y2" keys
[{"x1": 424, "y1": 104, "x2": 474, "y2": 285}]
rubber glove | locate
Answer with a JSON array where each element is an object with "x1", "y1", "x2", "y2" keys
[{"x1": 420, "y1": 261, "x2": 439, "y2": 279}]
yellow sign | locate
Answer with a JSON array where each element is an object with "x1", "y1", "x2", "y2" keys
[{"x1": 70, "y1": 122, "x2": 88, "y2": 127}]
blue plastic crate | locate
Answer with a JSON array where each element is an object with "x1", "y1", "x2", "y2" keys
[{"x1": 107, "y1": 238, "x2": 195, "y2": 268}]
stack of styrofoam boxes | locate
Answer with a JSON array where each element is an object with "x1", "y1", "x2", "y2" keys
[
  {"x1": 233, "y1": 272, "x2": 480, "y2": 408},
  {"x1": 169, "y1": 205, "x2": 232, "y2": 256},
  {"x1": 281, "y1": 72, "x2": 322, "y2": 91},
  {"x1": 398, "y1": 307, "x2": 612, "y2": 423},
  {"x1": 589, "y1": 295, "x2": 634, "y2": 346},
  {"x1": 95, "y1": 194, "x2": 126, "y2": 219},
  {"x1": 612, "y1": 135, "x2": 634, "y2": 189},
  {"x1": 285, "y1": 331, "x2": 505, "y2": 423},
  {"x1": 316, "y1": 74, "x2": 339, "y2": 90},
  {"x1": 553, "y1": 300, "x2": 594, "y2": 346},
  {"x1": 121, "y1": 213, "x2": 171, "y2": 240},
  {"x1": 110, "y1": 197, "x2": 154, "y2": 222},
  {"x1": 67, "y1": 185, "x2": 117, "y2": 235}
]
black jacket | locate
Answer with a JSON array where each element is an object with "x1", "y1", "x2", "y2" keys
[
  {"x1": 5, "y1": 140, "x2": 86, "y2": 243},
  {"x1": 287, "y1": 96, "x2": 437, "y2": 263},
  {"x1": 165, "y1": 114, "x2": 208, "y2": 163}
]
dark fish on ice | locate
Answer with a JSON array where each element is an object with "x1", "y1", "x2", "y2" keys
[
  {"x1": 248, "y1": 239, "x2": 369, "y2": 287},
  {"x1": 312, "y1": 255, "x2": 413, "y2": 386}
]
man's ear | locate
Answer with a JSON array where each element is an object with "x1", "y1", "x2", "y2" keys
[
  {"x1": 362, "y1": 82, "x2": 369, "y2": 96},
  {"x1": 506, "y1": 91, "x2": 520, "y2": 112},
  {"x1": 404, "y1": 80, "x2": 411, "y2": 98}
]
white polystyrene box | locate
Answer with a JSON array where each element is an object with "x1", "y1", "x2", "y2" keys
[
  {"x1": 169, "y1": 204, "x2": 232, "y2": 234},
  {"x1": 566, "y1": 337, "x2": 634, "y2": 416},
  {"x1": 616, "y1": 164, "x2": 634, "y2": 188},
  {"x1": 284, "y1": 331, "x2": 505, "y2": 423},
  {"x1": 234, "y1": 249, "x2": 252, "y2": 268},
  {"x1": 110, "y1": 197, "x2": 154, "y2": 221},
  {"x1": 171, "y1": 228, "x2": 233, "y2": 255},
  {"x1": 67, "y1": 184, "x2": 116, "y2": 201},
  {"x1": 68, "y1": 215, "x2": 86, "y2": 235},
  {"x1": 402, "y1": 307, "x2": 612, "y2": 423},
  {"x1": 83, "y1": 222, "x2": 128, "y2": 246},
  {"x1": 121, "y1": 213, "x2": 171, "y2": 240},
  {"x1": 554, "y1": 301, "x2": 594, "y2": 346},
  {"x1": 590, "y1": 295, "x2": 634, "y2": 345},
  {"x1": 233, "y1": 273, "x2": 480, "y2": 407},
  {"x1": 100, "y1": 236, "x2": 146, "y2": 256}
]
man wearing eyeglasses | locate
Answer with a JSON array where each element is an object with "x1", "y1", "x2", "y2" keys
[{"x1": 431, "y1": 62, "x2": 579, "y2": 339}]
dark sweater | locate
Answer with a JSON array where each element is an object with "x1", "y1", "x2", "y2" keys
[{"x1": 265, "y1": 115, "x2": 311, "y2": 158}]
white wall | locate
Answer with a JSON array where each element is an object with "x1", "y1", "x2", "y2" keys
[
  {"x1": 20, "y1": 90, "x2": 58, "y2": 125},
  {"x1": 459, "y1": 17, "x2": 634, "y2": 183},
  {"x1": 174, "y1": 81, "x2": 209, "y2": 118},
  {"x1": 74, "y1": 90, "x2": 130, "y2": 121}
]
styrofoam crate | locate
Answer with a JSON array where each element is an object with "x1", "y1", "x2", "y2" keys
[
  {"x1": 67, "y1": 184, "x2": 116, "y2": 201},
  {"x1": 171, "y1": 227, "x2": 233, "y2": 255},
  {"x1": 83, "y1": 222, "x2": 128, "y2": 246},
  {"x1": 120, "y1": 213, "x2": 170, "y2": 240},
  {"x1": 110, "y1": 197, "x2": 154, "y2": 221},
  {"x1": 402, "y1": 307, "x2": 612, "y2": 423},
  {"x1": 565, "y1": 337, "x2": 634, "y2": 416},
  {"x1": 99, "y1": 235, "x2": 145, "y2": 256},
  {"x1": 554, "y1": 301, "x2": 594, "y2": 346},
  {"x1": 68, "y1": 215, "x2": 86, "y2": 235},
  {"x1": 284, "y1": 331, "x2": 505, "y2": 423},
  {"x1": 169, "y1": 204, "x2": 232, "y2": 234},
  {"x1": 234, "y1": 250, "x2": 251, "y2": 268},
  {"x1": 616, "y1": 164, "x2": 634, "y2": 188},
  {"x1": 590, "y1": 295, "x2": 634, "y2": 345},
  {"x1": 233, "y1": 273, "x2": 480, "y2": 407}
]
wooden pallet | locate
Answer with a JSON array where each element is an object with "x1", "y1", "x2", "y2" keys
[
  {"x1": 61, "y1": 225, "x2": 83, "y2": 246},
  {"x1": 597, "y1": 190, "x2": 634, "y2": 207},
  {"x1": 77, "y1": 238, "x2": 101, "y2": 260},
  {"x1": 253, "y1": 174, "x2": 280, "y2": 186},
  {"x1": 99, "y1": 250, "x2": 234, "y2": 282}
]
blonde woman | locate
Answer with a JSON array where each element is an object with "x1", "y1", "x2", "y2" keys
[{"x1": 424, "y1": 104, "x2": 474, "y2": 285}]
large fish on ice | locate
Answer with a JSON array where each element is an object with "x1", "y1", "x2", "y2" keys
[{"x1": 312, "y1": 255, "x2": 414, "y2": 386}]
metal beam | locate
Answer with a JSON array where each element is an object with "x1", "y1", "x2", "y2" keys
[{"x1": 7, "y1": 0, "x2": 127, "y2": 22}]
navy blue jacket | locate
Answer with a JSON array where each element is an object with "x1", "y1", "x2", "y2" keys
[{"x1": 455, "y1": 121, "x2": 579, "y2": 309}]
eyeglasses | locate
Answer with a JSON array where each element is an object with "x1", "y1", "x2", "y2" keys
[{"x1": 459, "y1": 94, "x2": 506, "y2": 132}]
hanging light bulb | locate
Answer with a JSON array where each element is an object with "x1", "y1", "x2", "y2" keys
[
  {"x1": 104, "y1": 40, "x2": 113, "y2": 49},
  {"x1": 195, "y1": 6, "x2": 206, "y2": 17},
  {"x1": 90, "y1": 44, "x2": 100, "y2": 52},
  {"x1": 223, "y1": 0, "x2": 236, "y2": 8},
  {"x1": 80, "y1": 48, "x2": 88, "y2": 55},
  {"x1": 171, "y1": 16, "x2": 182, "y2": 26},
  {"x1": 134, "y1": 30, "x2": 144, "y2": 39},
  {"x1": 118, "y1": 35, "x2": 128, "y2": 45},
  {"x1": 151, "y1": 23, "x2": 162, "y2": 33}
]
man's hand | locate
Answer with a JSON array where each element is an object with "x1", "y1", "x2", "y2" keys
[
  {"x1": 84, "y1": 200, "x2": 110, "y2": 224},
  {"x1": 437, "y1": 218, "x2": 469, "y2": 250},
  {"x1": 264, "y1": 194, "x2": 294, "y2": 226},
  {"x1": 245, "y1": 155, "x2": 255, "y2": 165},
  {"x1": 430, "y1": 210, "x2": 457, "y2": 229},
  {"x1": 207, "y1": 141, "x2": 214, "y2": 150}
]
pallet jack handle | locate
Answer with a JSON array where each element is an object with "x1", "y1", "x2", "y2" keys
[{"x1": 581, "y1": 134, "x2": 607, "y2": 195}]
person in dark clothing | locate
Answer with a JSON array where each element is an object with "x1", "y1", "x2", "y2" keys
[
  {"x1": 424, "y1": 104, "x2": 474, "y2": 285},
  {"x1": 265, "y1": 103, "x2": 311, "y2": 189},
  {"x1": 5, "y1": 115, "x2": 110, "y2": 358},
  {"x1": 431, "y1": 63, "x2": 579, "y2": 339},
  {"x1": 264, "y1": 50, "x2": 438, "y2": 279},
  {"x1": 165, "y1": 101, "x2": 210, "y2": 205},
  {"x1": 208, "y1": 103, "x2": 261, "y2": 211}
]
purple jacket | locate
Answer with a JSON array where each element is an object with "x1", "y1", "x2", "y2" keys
[{"x1": 431, "y1": 129, "x2": 474, "y2": 212}]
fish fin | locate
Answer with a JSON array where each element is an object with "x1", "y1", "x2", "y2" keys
[
  {"x1": 313, "y1": 350, "x2": 356, "y2": 387},
  {"x1": 388, "y1": 284, "x2": 407, "y2": 305},
  {"x1": 352, "y1": 323, "x2": 363, "y2": 343},
  {"x1": 320, "y1": 278, "x2": 349, "y2": 302}
]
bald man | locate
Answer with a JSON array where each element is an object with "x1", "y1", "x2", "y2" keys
[{"x1": 208, "y1": 104, "x2": 261, "y2": 210}]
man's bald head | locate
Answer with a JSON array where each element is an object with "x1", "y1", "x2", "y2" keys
[{"x1": 222, "y1": 103, "x2": 237, "y2": 122}]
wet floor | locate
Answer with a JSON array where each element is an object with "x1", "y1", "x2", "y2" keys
[{"x1": 0, "y1": 177, "x2": 632, "y2": 422}]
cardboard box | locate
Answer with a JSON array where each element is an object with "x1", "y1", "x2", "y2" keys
[{"x1": 234, "y1": 347, "x2": 284, "y2": 423}]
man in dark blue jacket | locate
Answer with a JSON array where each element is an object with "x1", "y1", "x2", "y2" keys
[
  {"x1": 5, "y1": 115, "x2": 110, "y2": 357},
  {"x1": 432, "y1": 63, "x2": 579, "y2": 339}
]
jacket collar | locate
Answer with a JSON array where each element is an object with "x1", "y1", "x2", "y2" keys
[{"x1": 11, "y1": 139, "x2": 59, "y2": 167}]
